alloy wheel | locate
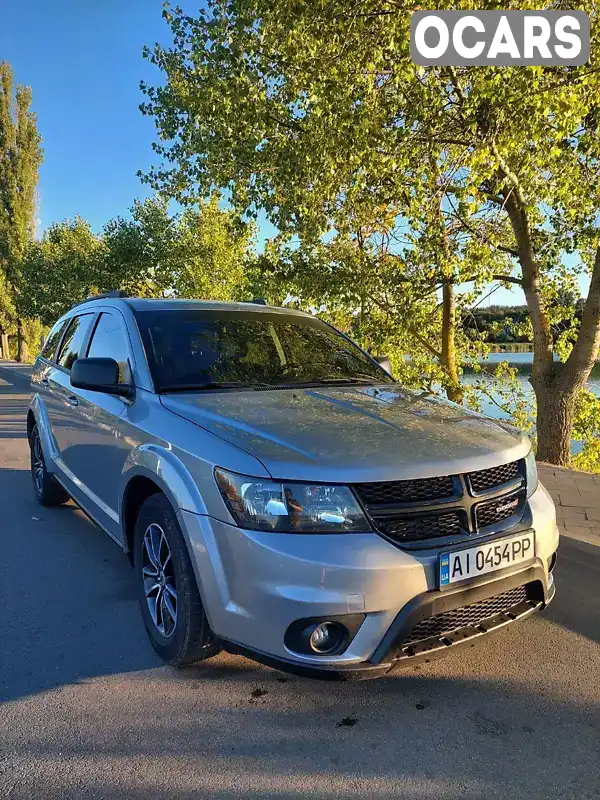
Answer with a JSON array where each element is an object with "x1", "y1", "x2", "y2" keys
[
  {"x1": 32, "y1": 432, "x2": 45, "y2": 496},
  {"x1": 142, "y1": 523, "x2": 178, "y2": 638}
]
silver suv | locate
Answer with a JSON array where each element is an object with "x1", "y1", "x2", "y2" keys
[{"x1": 28, "y1": 294, "x2": 558, "y2": 678}]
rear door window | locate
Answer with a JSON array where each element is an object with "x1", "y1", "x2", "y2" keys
[
  {"x1": 56, "y1": 314, "x2": 95, "y2": 371},
  {"x1": 41, "y1": 320, "x2": 68, "y2": 362}
]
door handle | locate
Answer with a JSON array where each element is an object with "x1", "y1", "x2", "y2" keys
[{"x1": 66, "y1": 395, "x2": 80, "y2": 407}]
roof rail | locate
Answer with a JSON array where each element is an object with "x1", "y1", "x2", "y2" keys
[{"x1": 75, "y1": 290, "x2": 129, "y2": 307}]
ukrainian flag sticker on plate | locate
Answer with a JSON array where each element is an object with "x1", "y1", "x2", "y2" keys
[{"x1": 440, "y1": 554, "x2": 450, "y2": 586}]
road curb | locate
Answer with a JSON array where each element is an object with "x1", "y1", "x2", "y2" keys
[{"x1": 560, "y1": 529, "x2": 600, "y2": 548}]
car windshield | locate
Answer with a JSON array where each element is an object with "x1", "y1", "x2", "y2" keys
[{"x1": 134, "y1": 308, "x2": 394, "y2": 392}]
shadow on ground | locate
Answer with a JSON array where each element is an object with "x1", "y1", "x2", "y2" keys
[{"x1": 1, "y1": 467, "x2": 162, "y2": 704}]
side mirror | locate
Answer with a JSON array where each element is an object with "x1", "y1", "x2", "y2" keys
[
  {"x1": 71, "y1": 357, "x2": 134, "y2": 399},
  {"x1": 375, "y1": 355, "x2": 392, "y2": 376}
]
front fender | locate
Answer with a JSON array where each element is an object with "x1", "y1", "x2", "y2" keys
[{"x1": 120, "y1": 444, "x2": 215, "y2": 520}]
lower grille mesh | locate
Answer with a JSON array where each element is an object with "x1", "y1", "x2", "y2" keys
[{"x1": 402, "y1": 585, "x2": 529, "y2": 646}]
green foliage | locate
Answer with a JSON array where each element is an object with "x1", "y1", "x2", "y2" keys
[
  {"x1": 0, "y1": 270, "x2": 16, "y2": 333},
  {"x1": 138, "y1": 1, "x2": 520, "y2": 398},
  {"x1": 0, "y1": 61, "x2": 42, "y2": 337},
  {"x1": 20, "y1": 196, "x2": 255, "y2": 326},
  {"x1": 469, "y1": 363, "x2": 600, "y2": 473},
  {"x1": 468, "y1": 360, "x2": 536, "y2": 438},
  {"x1": 20, "y1": 216, "x2": 107, "y2": 325},
  {"x1": 175, "y1": 199, "x2": 253, "y2": 300},
  {"x1": 19, "y1": 317, "x2": 48, "y2": 361},
  {"x1": 572, "y1": 390, "x2": 600, "y2": 473},
  {"x1": 103, "y1": 194, "x2": 254, "y2": 300},
  {"x1": 103, "y1": 196, "x2": 181, "y2": 297}
]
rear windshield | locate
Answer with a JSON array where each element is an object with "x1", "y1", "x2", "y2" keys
[{"x1": 133, "y1": 309, "x2": 393, "y2": 392}]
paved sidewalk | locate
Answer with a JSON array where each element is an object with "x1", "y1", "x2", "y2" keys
[{"x1": 539, "y1": 464, "x2": 600, "y2": 546}]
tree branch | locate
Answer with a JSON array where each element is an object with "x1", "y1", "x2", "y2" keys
[
  {"x1": 502, "y1": 190, "x2": 554, "y2": 372},
  {"x1": 445, "y1": 197, "x2": 519, "y2": 257},
  {"x1": 481, "y1": 191, "x2": 507, "y2": 207},
  {"x1": 447, "y1": 66, "x2": 466, "y2": 104},
  {"x1": 462, "y1": 274, "x2": 523, "y2": 286},
  {"x1": 366, "y1": 291, "x2": 442, "y2": 359}
]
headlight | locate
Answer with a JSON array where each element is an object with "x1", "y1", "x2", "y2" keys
[
  {"x1": 215, "y1": 468, "x2": 371, "y2": 533},
  {"x1": 525, "y1": 449, "x2": 538, "y2": 498}
]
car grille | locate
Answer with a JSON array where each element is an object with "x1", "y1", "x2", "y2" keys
[
  {"x1": 353, "y1": 475, "x2": 454, "y2": 505},
  {"x1": 375, "y1": 512, "x2": 464, "y2": 543},
  {"x1": 475, "y1": 492, "x2": 523, "y2": 529},
  {"x1": 402, "y1": 584, "x2": 529, "y2": 647},
  {"x1": 354, "y1": 458, "x2": 526, "y2": 546},
  {"x1": 468, "y1": 460, "x2": 521, "y2": 493}
]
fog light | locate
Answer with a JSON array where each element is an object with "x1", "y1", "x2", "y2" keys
[
  {"x1": 284, "y1": 614, "x2": 365, "y2": 656},
  {"x1": 309, "y1": 622, "x2": 345, "y2": 654}
]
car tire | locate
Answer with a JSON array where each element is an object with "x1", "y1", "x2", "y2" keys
[
  {"x1": 134, "y1": 492, "x2": 221, "y2": 666},
  {"x1": 29, "y1": 424, "x2": 71, "y2": 506}
]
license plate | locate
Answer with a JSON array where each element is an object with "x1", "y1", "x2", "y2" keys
[{"x1": 439, "y1": 532, "x2": 535, "y2": 587}]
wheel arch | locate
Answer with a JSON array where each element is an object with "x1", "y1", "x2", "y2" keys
[
  {"x1": 27, "y1": 408, "x2": 36, "y2": 442},
  {"x1": 120, "y1": 445, "x2": 211, "y2": 563},
  {"x1": 122, "y1": 475, "x2": 164, "y2": 563}
]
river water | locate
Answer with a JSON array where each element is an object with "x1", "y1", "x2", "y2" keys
[
  {"x1": 462, "y1": 355, "x2": 600, "y2": 453},
  {"x1": 462, "y1": 354, "x2": 600, "y2": 421}
]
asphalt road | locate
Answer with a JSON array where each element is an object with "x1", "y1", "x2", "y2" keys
[{"x1": 1, "y1": 362, "x2": 599, "y2": 800}]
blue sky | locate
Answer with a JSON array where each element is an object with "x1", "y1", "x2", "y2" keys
[
  {"x1": 1, "y1": 1, "x2": 587, "y2": 306},
  {"x1": 1, "y1": 0, "x2": 180, "y2": 232}
]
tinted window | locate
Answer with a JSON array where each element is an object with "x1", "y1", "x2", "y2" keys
[
  {"x1": 57, "y1": 314, "x2": 94, "y2": 371},
  {"x1": 134, "y1": 309, "x2": 394, "y2": 391},
  {"x1": 41, "y1": 320, "x2": 68, "y2": 361},
  {"x1": 86, "y1": 312, "x2": 132, "y2": 383}
]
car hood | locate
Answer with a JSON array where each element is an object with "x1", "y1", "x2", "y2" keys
[{"x1": 160, "y1": 385, "x2": 530, "y2": 483}]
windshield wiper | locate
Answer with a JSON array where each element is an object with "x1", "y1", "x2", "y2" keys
[
  {"x1": 289, "y1": 376, "x2": 380, "y2": 387},
  {"x1": 159, "y1": 381, "x2": 270, "y2": 393}
]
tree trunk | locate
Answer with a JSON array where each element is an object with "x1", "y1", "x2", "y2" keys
[
  {"x1": 534, "y1": 377, "x2": 577, "y2": 465},
  {"x1": 16, "y1": 319, "x2": 28, "y2": 363},
  {"x1": 441, "y1": 280, "x2": 463, "y2": 403},
  {"x1": 501, "y1": 190, "x2": 600, "y2": 464},
  {"x1": 0, "y1": 331, "x2": 9, "y2": 360},
  {"x1": 427, "y1": 143, "x2": 463, "y2": 404},
  {"x1": 531, "y1": 246, "x2": 600, "y2": 465}
]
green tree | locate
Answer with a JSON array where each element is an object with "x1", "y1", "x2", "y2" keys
[
  {"x1": 141, "y1": 0, "x2": 600, "y2": 466},
  {"x1": 102, "y1": 197, "x2": 181, "y2": 296},
  {"x1": 21, "y1": 196, "x2": 255, "y2": 328},
  {"x1": 174, "y1": 197, "x2": 253, "y2": 300},
  {"x1": 103, "y1": 194, "x2": 254, "y2": 300},
  {"x1": 0, "y1": 61, "x2": 43, "y2": 360},
  {"x1": 20, "y1": 216, "x2": 107, "y2": 325}
]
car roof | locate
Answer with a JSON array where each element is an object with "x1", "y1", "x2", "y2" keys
[
  {"x1": 71, "y1": 296, "x2": 312, "y2": 319},
  {"x1": 124, "y1": 298, "x2": 309, "y2": 316}
]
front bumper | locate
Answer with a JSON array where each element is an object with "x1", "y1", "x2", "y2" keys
[{"x1": 178, "y1": 482, "x2": 559, "y2": 678}]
